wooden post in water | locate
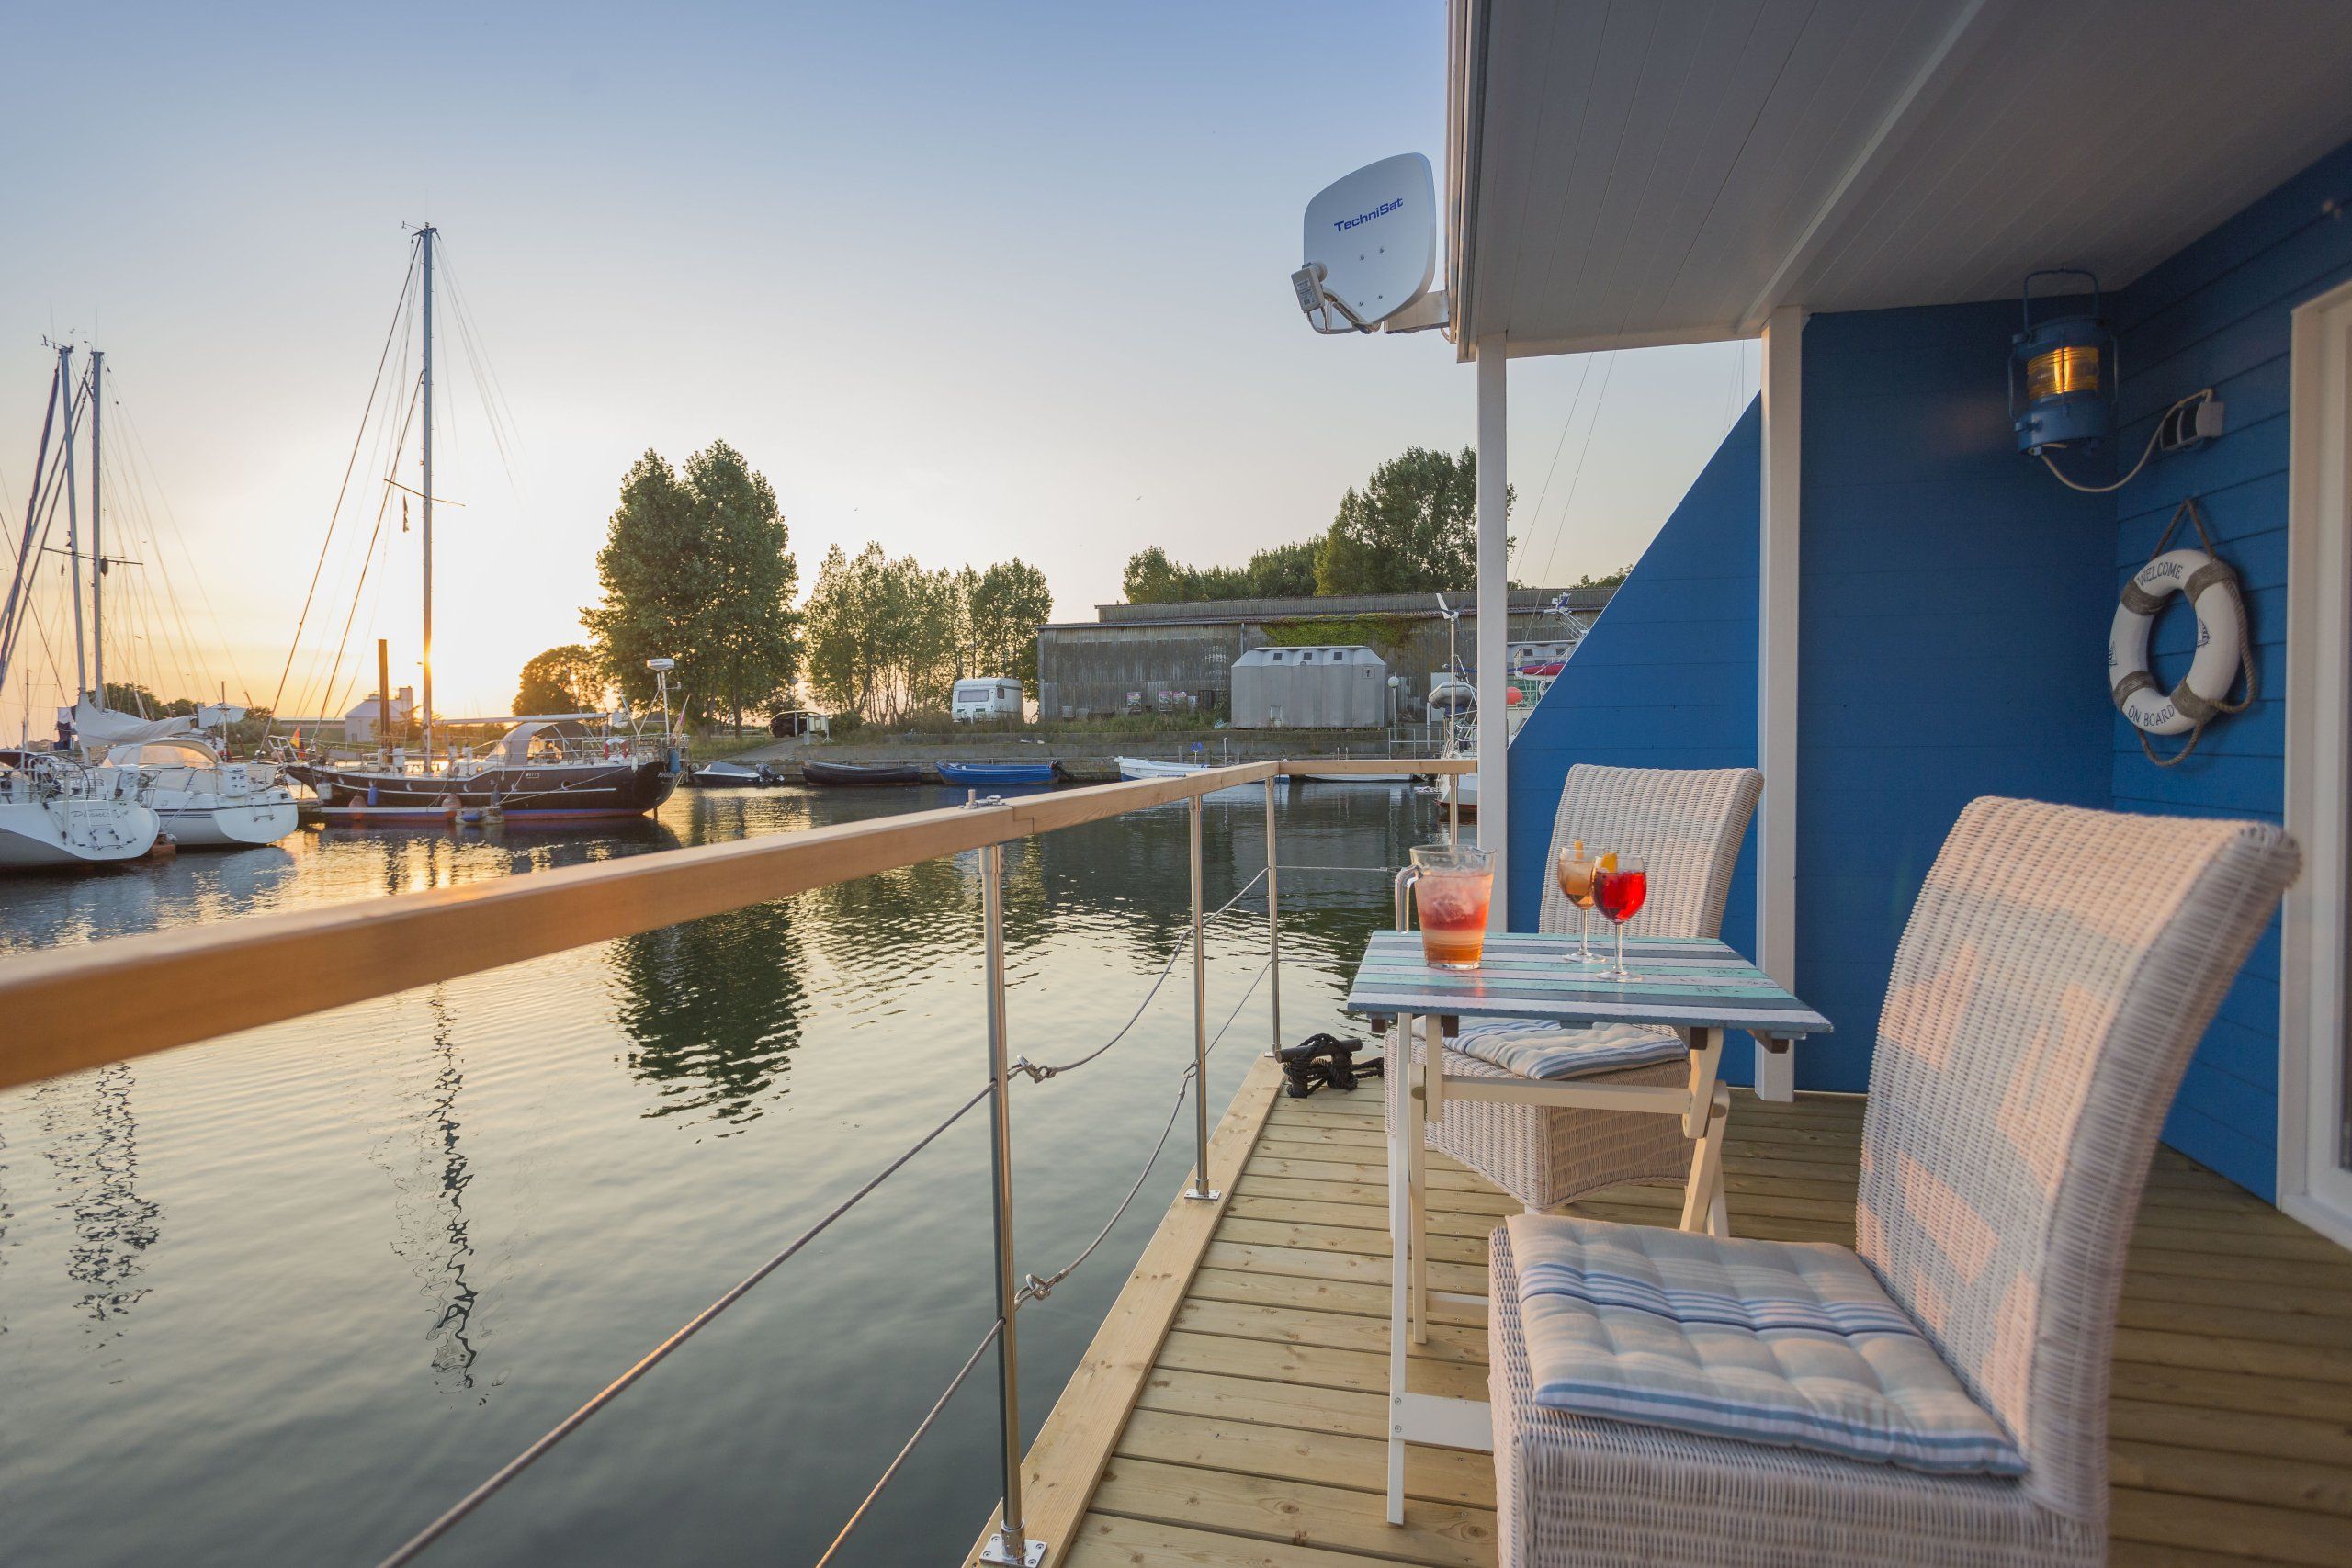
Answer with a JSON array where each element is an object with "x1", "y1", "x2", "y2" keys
[{"x1": 377, "y1": 639, "x2": 392, "y2": 768}]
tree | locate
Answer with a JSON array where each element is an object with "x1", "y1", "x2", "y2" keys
[
  {"x1": 967, "y1": 558, "x2": 1055, "y2": 694},
  {"x1": 582, "y1": 441, "x2": 800, "y2": 733},
  {"x1": 1122, "y1": 547, "x2": 1183, "y2": 604},
  {"x1": 1119, "y1": 537, "x2": 1324, "y2": 604},
  {"x1": 804, "y1": 547, "x2": 1057, "y2": 720},
  {"x1": 514, "y1": 644, "x2": 605, "y2": 715},
  {"x1": 1239, "y1": 538, "x2": 1321, "y2": 598},
  {"x1": 99, "y1": 682, "x2": 196, "y2": 717},
  {"x1": 1315, "y1": 445, "x2": 1509, "y2": 596},
  {"x1": 1573, "y1": 563, "x2": 1634, "y2": 589}
]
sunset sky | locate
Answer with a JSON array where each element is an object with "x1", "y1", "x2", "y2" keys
[{"x1": 0, "y1": 2, "x2": 1752, "y2": 726}]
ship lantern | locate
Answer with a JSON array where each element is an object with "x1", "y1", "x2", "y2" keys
[{"x1": 2010, "y1": 269, "x2": 2116, "y2": 455}]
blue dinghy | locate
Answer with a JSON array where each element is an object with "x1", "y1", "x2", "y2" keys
[{"x1": 937, "y1": 761, "x2": 1061, "y2": 787}]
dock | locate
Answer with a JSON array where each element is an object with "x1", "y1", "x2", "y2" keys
[{"x1": 976, "y1": 1061, "x2": 2352, "y2": 1568}]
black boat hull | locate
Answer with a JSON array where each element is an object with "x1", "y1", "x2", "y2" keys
[{"x1": 288, "y1": 758, "x2": 678, "y2": 818}]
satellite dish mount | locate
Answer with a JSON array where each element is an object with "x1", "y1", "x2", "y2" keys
[{"x1": 1291, "y1": 152, "x2": 1446, "y2": 335}]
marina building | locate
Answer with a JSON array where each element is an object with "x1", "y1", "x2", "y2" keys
[{"x1": 1034, "y1": 585, "x2": 1610, "y2": 721}]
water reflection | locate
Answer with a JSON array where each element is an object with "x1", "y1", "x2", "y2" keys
[
  {"x1": 32, "y1": 1062, "x2": 164, "y2": 1330},
  {"x1": 0, "y1": 784, "x2": 1446, "y2": 1566},
  {"x1": 611, "y1": 899, "x2": 808, "y2": 1130},
  {"x1": 369, "y1": 993, "x2": 485, "y2": 1395}
]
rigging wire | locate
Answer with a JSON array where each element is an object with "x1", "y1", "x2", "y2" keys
[
  {"x1": 303, "y1": 380, "x2": 420, "y2": 730},
  {"x1": 1531, "y1": 351, "x2": 1619, "y2": 592},
  {"x1": 267, "y1": 243, "x2": 419, "y2": 724},
  {"x1": 108, "y1": 375, "x2": 257, "y2": 705},
  {"x1": 1507, "y1": 352, "x2": 1599, "y2": 584},
  {"x1": 432, "y1": 241, "x2": 523, "y2": 487}
]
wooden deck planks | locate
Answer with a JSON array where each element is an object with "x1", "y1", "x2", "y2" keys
[{"x1": 990, "y1": 1082, "x2": 2352, "y2": 1567}]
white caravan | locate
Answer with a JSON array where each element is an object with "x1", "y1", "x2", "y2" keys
[{"x1": 952, "y1": 678, "x2": 1024, "y2": 722}]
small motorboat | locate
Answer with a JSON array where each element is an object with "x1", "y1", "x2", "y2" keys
[
  {"x1": 801, "y1": 760, "x2": 926, "y2": 787},
  {"x1": 685, "y1": 759, "x2": 783, "y2": 788},
  {"x1": 1289, "y1": 768, "x2": 1423, "y2": 785},
  {"x1": 937, "y1": 761, "x2": 1061, "y2": 787},
  {"x1": 1114, "y1": 756, "x2": 1265, "y2": 801}
]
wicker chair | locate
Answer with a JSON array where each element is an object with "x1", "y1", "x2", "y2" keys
[
  {"x1": 1488, "y1": 797, "x2": 2300, "y2": 1566},
  {"x1": 1384, "y1": 763, "x2": 1764, "y2": 1217}
]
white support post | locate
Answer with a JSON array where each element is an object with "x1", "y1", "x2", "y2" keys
[
  {"x1": 1475, "y1": 339, "x2": 1510, "y2": 927},
  {"x1": 1756, "y1": 306, "x2": 1805, "y2": 1102}
]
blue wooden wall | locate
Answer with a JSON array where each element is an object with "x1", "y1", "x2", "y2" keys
[
  {"x1": 1503, "y1": 140, "x2": 2352, "y2": 1192},
  {"x1": 2103, "y1": 139, "x2": 2352, "y2": 1199},
  {"x1": 1791, "y1": 301, "x2": 2119, "y2": 1089},
  {"x1": 1506, "y1": 400, "x2": 1765, "y2": 1084}
]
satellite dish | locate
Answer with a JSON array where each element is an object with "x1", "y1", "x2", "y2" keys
[{"x1": 1292, "y1": 153, "x2": 1443, "y2": 335}]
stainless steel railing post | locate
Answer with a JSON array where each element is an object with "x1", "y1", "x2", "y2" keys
[
  {"x1": 1264, "y1": 774, "x2": 1281, "y2": 1059},
  {"x1": 979, "y1": 843, "x2": 1045, "y2": 1567},
  {"x1": 1184, "y1": 793, "x2": 1219, "y2": 1201}
]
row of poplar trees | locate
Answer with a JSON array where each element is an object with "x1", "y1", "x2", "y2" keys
[{"x1": 549, "y1": 440, "x2": 1052, "y2": 730}]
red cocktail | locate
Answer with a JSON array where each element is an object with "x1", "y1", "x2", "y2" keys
[
  {"x1": 1594, "y1": 867, "x2": 1647, "y2": 923},
  {"x1": 1591, "y1": 852, "x2": 1649, "y2": 982}
]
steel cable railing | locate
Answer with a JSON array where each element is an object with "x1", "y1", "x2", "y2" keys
[
  {"x1": 375, "y1": 829, "x2": 1281, "y2": 1568},
  {"x1": 809, "y1": 1317, "x2": 1005, "y2": 1568},
  {"x1": 373, "y1": 1077, "x2": 997, "y2": 1568},
  {"x1": 1015, "y1": 865, "x2": 1268, "y2": 1082},
  {"x1": 1018, "y1": 954, "x2": 1272, "y2": 1306}
]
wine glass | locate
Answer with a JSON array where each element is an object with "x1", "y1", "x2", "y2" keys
[
  {"x1": 1592, "y1": 852, "x2": 1648, "y2": 982},
  {"x1": 1554, "y1": 840, "x2": 1604, "y2": 964}
]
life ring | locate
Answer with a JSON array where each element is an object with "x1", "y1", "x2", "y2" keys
[{"x1": 2108, "y1": 548, "x2": 2244, "y2": 736}]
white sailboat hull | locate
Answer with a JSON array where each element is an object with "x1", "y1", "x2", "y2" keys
[
  {"x1": 0, "y1": 795, "x2": 159, "y2": 868},
  {"x1": 156, "y1": 797, "x2": 300, "y2": 848}
]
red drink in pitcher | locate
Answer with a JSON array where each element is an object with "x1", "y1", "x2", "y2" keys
[{"x1": 1409, "y1": 843, "x2": 1495, "y2": 969}]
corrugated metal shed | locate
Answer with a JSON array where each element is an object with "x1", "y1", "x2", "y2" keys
[{"x1": 1231, "y1": 645, "x2": 1387, "y2": 728}]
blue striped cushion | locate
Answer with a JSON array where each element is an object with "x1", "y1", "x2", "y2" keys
[
  {"x1": 1450, "y1": 1018, "x2": 1686, "y2": 1079},
  {"x1": 1505, "y1": 1213, "x2": 2025, "y2": 1476}
]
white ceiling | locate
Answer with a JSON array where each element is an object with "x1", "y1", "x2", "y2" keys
[{"x1": 1447, "y1": 0, "x2": 2352, "y2": 357}]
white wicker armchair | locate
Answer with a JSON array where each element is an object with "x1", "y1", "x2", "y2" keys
[
  {"x1": 1384, "y1": 763, "x2": 1764, "y2": 1215},
  {"x1": 1487, "y1": 797, "x2": 2300, "y2": 1565}
]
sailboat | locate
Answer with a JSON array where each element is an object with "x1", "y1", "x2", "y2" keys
[
  {"x1": 0, "y1": 345, "x2": 161, "y2": 868},
  {"x1": 277, "y1": 228, "x2": 681, "y2": 822},
  {"x1": 3, "y1": 344, "x2": 300, "y2": 852}
]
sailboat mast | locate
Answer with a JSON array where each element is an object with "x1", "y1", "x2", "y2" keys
[
  {"x1": 59, "y1": 346, "x2": 86, "y2": 703},
  {"x1": 89, "y1": 348, "x2": 103, "y2": 705},
  {"x1": 418, "y1": 224, "x2": 435, "y2": 765}
]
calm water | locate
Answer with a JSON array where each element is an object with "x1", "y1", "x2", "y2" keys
[{"x1": 0, "y1": 782, "x2": 1436, "y2": 1566}]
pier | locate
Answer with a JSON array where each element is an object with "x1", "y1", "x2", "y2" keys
[{"x1": 981, "y1": 1070, "x2": 2352, "y2": 1567}]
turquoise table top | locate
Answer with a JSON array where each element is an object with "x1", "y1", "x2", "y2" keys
[{"x1": 1342, "y1": 931, "x2": 1832, "y2": 1038}]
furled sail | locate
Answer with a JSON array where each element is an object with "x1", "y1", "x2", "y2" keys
[{"x1": 74, "y1": 699, "x2": 196, "y2": 748}]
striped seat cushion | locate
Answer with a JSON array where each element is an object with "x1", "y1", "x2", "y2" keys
[
  {"x1": 1450, "y1": 1018, "x2": 1686, "y2": 1080},
  {"x1": 1504, "y1": 1213, "x2": 2025, "y2": 1476}
]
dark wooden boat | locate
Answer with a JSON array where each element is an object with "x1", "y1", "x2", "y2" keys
[
  {"x1": 286, "y1": 719, "x2": 679, "y2": 821},
  {"x1": 801, "y1": 760, "x2": 925, "y2": 787}
]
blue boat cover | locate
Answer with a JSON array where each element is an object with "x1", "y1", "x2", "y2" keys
[{"x1": 937, "y1": 761, "x2": 1057, "y2": 785}]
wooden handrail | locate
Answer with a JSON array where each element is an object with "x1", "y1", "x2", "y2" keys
[{"x1": 0, "y1": 757, "x2": 1473, "y2": 1093}]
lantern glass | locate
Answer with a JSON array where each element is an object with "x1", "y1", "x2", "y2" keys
[{"x1": 2026, "y1": 343, "x2": 2101, "y2": 400}]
